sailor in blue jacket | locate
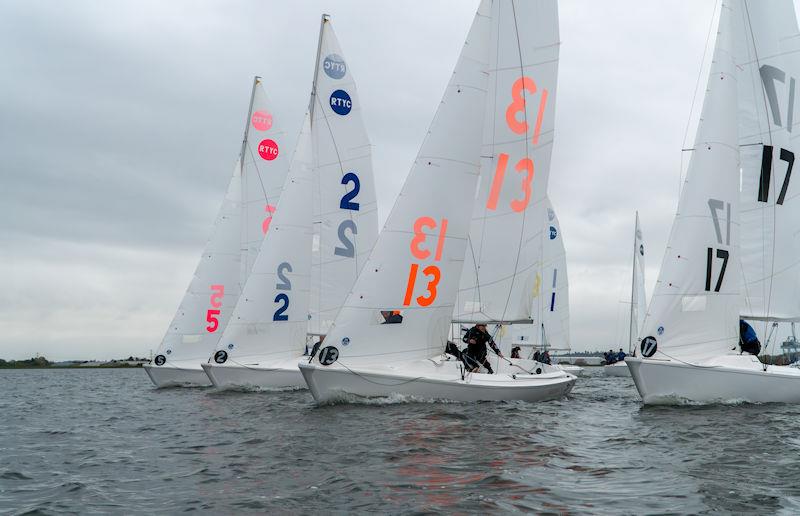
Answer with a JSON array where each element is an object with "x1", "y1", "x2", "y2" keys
[{"x1": 739, "y1": 320, "x2": 761, "y2": 355}]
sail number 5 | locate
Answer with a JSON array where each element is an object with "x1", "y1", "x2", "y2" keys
[
  {"x1": 206, "y1": 284, "x2": 224, "y2": 332},
  {"x1": 403, "y1": 217, "x2": 448, "y2": 307}
]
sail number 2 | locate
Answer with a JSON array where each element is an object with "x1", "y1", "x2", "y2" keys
[
  {"x1": 205, "y1": 284, "x2": 224, "y2": 332},
  {"x1": 403, "y1": 217, "x2": 448, "y2": 307},
  {"x1": 486, "y1": 76, "x2": 548, "y2": 212}
]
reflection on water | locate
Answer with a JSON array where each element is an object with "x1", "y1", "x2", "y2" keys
[{"x1": 2, "y1": 368, "x2": 800, "y2": 513}]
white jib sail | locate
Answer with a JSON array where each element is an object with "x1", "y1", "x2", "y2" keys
[
  {"x1": 629, "y1": 211, "x2": 646, "y2": 352},
  {"x1": 153, "y1": 79, "x2": 291, "y2": 367},
  {"x1": 309, "y1": 16, "x2": 379, "y2": 336},
  {"x1": 213, "y1": 114, "x2": 314, "y2": 364},
  {"x1": 733, "y1": 0, "x2": 800, "y2": 324},
  {"x1": 540, "y1": 199, "x2": 570, "y2": 350},
  {"x1": 311, "y1": 0, "x2": 492, "y2": 364},
  {"x1": 639, "y1": 1, "x2": 740, "y2": 362},
  {"x1": 455, "y1": 0, "x2": 560, "y2": 324}
]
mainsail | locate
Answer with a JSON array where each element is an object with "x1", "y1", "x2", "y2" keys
[
  {"x1": 640, "y1": 1, "x2": 740, "y2": 362},
  {"x1": 455, "y1": 0, "x2": 560, "y2": 325},
  {"x1": 309, "y1": 16, "x2": 379, "y2": 335},
  {"x1": 629, "y1": 212, "x2": 646, "y2": 352},
  {"x1": 153, "y1": 78, "x2": 290, "y2": 367},
  {"x1": 733, "y1": 0, "x2": 800, "y2": 324}
]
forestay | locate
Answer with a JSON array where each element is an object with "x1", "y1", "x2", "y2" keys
[
  {"x1": 212, "y1": 114, "x2": 314, "y2": 364},
  {"x1": 455, "y1": 0, "x2": 560, "y2": 324},
  {"x1": 153, "y1": 79, "x2": 291, "y2": 367},
  {"x1": 639, "y1": 1, "x2": 740, "y2": 362},
  {"x1": 734, "y1": 0, "x2": 800, "y2": 324},
  {"x1": 311, "y1": 1, "x2": 492, "y2": 364},
  {"x1": 309, "y1": 17, "x2": 379, "y2": 335}
]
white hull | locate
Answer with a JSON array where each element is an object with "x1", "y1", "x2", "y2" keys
[
  {"x1": 201, "y1": 356, "x2": 306, "y2": 389},
  {"x1": 299, "y1": 355, "x2": 576, "y2": 404},
  {"x1": 603, "y1": 361, "x2": 631, "y2": 377},
  {"x1": 143, "y1": 362, "x2": 211, "y2": 388},
  {"x1": 627, "y1": 355, "x2": 800, "y2": 404},
  {"x1": 558, "y1": 364, "x2": 585, "y2": 377}
]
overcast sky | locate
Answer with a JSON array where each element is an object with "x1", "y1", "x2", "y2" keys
[{"x1": 5, "y1": 0, "x2": 786, "y2": 361}]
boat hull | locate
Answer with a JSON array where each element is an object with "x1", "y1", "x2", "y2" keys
[
  {"x1": 558, "y1": 364, "x2": 585, "y2": 377},
  {"x1": 143, "y1": 362, "x2": 211, "y2": 388},
  {"x1": 201, "y1": 357, "x2": 306, "y2": 389},
  {"x1": 603, "y1": 362, "x2": 631, "y2": 377},
  {"x1": 299, "y1": 356, "x2": 576, "y2": 404},
  {"x1": 627, "y1": 355, "x2": 800, "y2": 404}
]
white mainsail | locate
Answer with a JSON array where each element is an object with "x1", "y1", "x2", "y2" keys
[
  {"x1": 151, "y1": 78, "x2": 290, "y2": 370},
  {"x1": 211, "y1": 114, "x2": 314, "y2": 364},
  {"x1": 639, "y1": 1, "x2": 740, "y2": 362},
  {"x1": 734, "y1": 0, "x2": 800, "y2": 324},
  {"x1": 629, "y1": 212, "x2": 646, "y2": 352},
  {"x1": 309, "y1": 16, "x2": 379, "y2": 335},
  {"x1": 312, "y1": 0, "x2": 493, "y2": 364},
  {"x1": 454, "y1": 0, "x2": 560, "y2": 325}
]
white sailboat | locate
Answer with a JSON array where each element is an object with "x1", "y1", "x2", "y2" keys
[
  {"x1": 605, "y1": 212, "x2": 646, "y2": 377},
  {"x1": 144, "y1": 78, "x2": 291, "y2": 387},
  {"x1": 628, "y1": 0, "x2": 800, "y2": 404},
  {"x1": 201, "y1": 15, "x2": 378, "y2": 389},
  {"x1": 300, "y1": 0, "x2": 576, "y2": 403}
]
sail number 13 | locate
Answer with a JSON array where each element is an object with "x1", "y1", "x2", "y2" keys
[{"x1": 403, "y1": 217, "x2": 448, "y2": 307}]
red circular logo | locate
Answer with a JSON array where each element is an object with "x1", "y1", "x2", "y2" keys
[
  {"x1": 258, "y1": 139, "x2": 279, "y2": 161},
  {"x1": 251, "y1": 111, "x2": 273, "y2": 131}
]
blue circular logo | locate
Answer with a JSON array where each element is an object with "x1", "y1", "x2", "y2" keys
[
  {"x1": 549, "y1": 226, "x2": 558, "y2": 240},
  {"x1": 657, "y1": 326, "x2": 664, "y2": 336},
  {"x1": 165, "y1": 349, "x2": 172, "y2": 355},
  {"x1": 341, "y1": 337, "x2": 351, "y2": 346},
  {"x1": 330, "y1": 90, "x2": 352, "y2": 116},
  {"x1": 227, "y1": 343, "x2": 234, "y2": 350},
  {"x1": 323, "y1": 54, "x2": 346, "y2": 79}
]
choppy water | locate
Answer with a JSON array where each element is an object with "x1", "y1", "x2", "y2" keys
[{"x1": 2, "y1": 368, "x2": 800, "y2": 514}]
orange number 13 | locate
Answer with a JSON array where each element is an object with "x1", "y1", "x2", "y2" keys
[{"x1": 403, "y1": 217, "x2": 448, "y2": 307}]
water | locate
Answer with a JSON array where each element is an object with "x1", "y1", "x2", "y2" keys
[{"x1": 2, "y1": 368, "x2": 800, "y2": 514}]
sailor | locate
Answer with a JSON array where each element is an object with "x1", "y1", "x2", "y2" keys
[
  {"x1": 541, "y1": 350, "x2": 551, "y2": 365},
  {"x1": 307, "y1": 335, "x2": 325, "y2": 358},
  {"x1": 381, "y1": 310, "x2": 403, "y2": 324},
  {"x1": 739, "y1": 320, "x2": 761, "y2": 356},
  {"x1": 445, "y1": 340, "x2": 462, "y2": 359},
  {"x1": 533, "y1": 350, "x2": 541, "y2": 362},
  {"x1": 461, "y1": 323, "x2": 503, "y2": 374},
  {"x1": 511, "y1": 346, "x2": 522, "y2": 359},
  {"x1": 617, "y1": 348, "x2": 626, "y2": 361},
  {"x1": 606, "y1": 349, "x2": 617, "y2": 365}
]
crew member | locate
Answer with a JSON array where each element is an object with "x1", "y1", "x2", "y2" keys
[
  {"x1": 511, "y1": 346, "x2": 522, "y2": 359},
  {"x1": 739, "y1": 320, "x2": 761, "y2": 355},
  {"x1": 461, "y1": 323, "x2": 503, "y2": 373}
]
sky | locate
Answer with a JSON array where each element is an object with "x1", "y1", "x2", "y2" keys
[{"x1": 3, "y1": 0, "x2": 789, "y2": 361}]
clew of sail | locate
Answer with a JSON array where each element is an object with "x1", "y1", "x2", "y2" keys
[
  {"x1": 309, "y1": 16, "x2": 379, "y2": 336},
  {"x1": 734, "y1": 0, "x2": 800, "y2": 324},
  {"x1": 640, "y1": 1, "x2": 740, "y2": 363}
]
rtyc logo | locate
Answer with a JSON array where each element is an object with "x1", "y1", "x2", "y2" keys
[
  {"x1": 323, "y1": 54, "x2": 347, "y2": 79},
  {"x1": 549, "y1": 226, "x2": 558, "y2": 240},
  {"x1": 258, "y1": 139, "x2": 279, "y2": 161},
  {"x1": 330, "y1": 90, "x2": 352, "y2": 116}
]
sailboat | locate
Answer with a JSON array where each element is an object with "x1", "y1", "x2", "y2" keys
[
  {"x1": 201, "y1": 15, "x2": 378, "y2": 389},
  {"x1": 628, "y1": 0, "x2": 800, "y2": 404},
  {"x1": 496, "y1": 200, "x2": 583, "y2": 376},
  {"x1": 144, "y1": 78, "x2": 291, "y2": 387},
  {"x1": 605, "y1": 212, "x2": 646, "y2": 377},
  {"x1": 299, "y1": 0, "x2": 576, "y2": 403}
]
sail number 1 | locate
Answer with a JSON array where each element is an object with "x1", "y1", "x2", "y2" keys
[{"x1": 403, "y1": 217, "x2": 448, "y2": 307}]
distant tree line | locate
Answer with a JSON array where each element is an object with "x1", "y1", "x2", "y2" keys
[{"x1": 0, "y1": 357, "x2": 51, "y2": 368}]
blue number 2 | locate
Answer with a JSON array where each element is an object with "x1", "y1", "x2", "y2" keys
[
  {"x1": 273, "y1": 293, "x2": 289, "y2": 321},
  {"x1": 339, "y1": 172, "x2": 361, "y2": 211}
]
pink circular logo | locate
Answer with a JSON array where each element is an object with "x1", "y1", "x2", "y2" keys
[
  {"x1": 258, "y1": 139, "x2": 279, "y2": 161},
  {"x1": 251, "y1": 111, "x2": 273, "y2": 131}
]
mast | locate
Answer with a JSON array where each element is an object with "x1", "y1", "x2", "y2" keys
[
  {"x1": 308, "y1": 13, "x2": 330, "y2": 122},
  {"x1": 239, "y1": 75, "x2": 261, "y2": 162},
  {"x1": 627, "y1": 212, "x2": 638, "y2": 354}
]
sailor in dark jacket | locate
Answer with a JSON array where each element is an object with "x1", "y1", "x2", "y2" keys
[
  {"x1": 461, "y1": 323, "x2": 503, "y2": 374},
  {"x1": 739, "y1": 320, "x2": 761, "y2": 355}
]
